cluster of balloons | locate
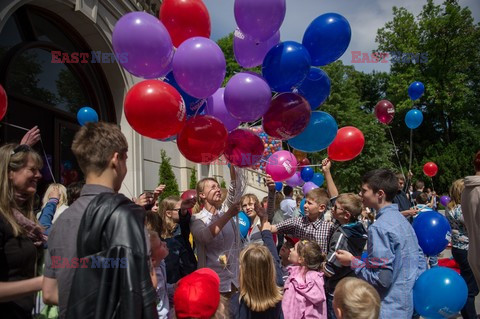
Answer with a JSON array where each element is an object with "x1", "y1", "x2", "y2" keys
[
  {"x1": 77, "y1": 106, "x2": 99, "y2": 126},
  {"x1": 248, "y1": 126, "x2": 282, "y2": 171}
]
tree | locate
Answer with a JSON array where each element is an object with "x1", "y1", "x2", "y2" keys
[
  {"x1": 158, "y1": 149, "x2": 180, "y2": 201},
  {"x1": 375, "y1": 0, "x2": 480, "y2": 192},
  {"x1": 189, "y1": 167, "x2": 197, "y2": 190}
]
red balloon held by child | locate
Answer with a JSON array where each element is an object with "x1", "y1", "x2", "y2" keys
[{"x1": 327, "y1": 126, "x2": 365, "y2": 161}]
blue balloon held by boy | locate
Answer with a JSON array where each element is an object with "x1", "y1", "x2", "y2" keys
[
  {"x1": 405, "y1": 109, "x2": 423, "y2": 129},
  {"x1": 238, "y1": 211, "x2": 251, "y2": 238},
  {"x1": 300, "y1": 167, "x2": 314, "y2": 182},
  {"x1": 77, "y1": 106, "x2": 99, "y2": 126},
  {"x1": 412, "y1": 210, "x2": 451, "y2": 256},
  {"x1": 408, "y1": 81, "x2": 425, "y2": 100}
]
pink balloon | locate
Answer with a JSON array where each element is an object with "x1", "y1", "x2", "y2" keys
[
  {"x1": 286, "y1": 171, "x2": 304, "y2": 187},
  {"x1": 374, "y1": 100, "x2": 395, "y2": 124},
  {"x1": 224, "y1": 129, "x2": 265, "y2": 167},
  {"x1": 233, "y1": 29, "x2": 280, "y2": 68},
  {"x1": 265, "y1": 150, "x2": 297, "y2": 181}
]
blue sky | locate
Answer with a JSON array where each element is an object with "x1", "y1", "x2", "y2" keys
[{"x1": 203, "y1": 0, "x2": 480, "y2": 73}]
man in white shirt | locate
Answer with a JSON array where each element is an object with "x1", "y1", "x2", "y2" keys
[{"x1": 280, "y1": 186, "x2": 297, "y2": 220}]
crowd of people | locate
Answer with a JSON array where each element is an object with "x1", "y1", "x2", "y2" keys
[{"x1": 0, "y1": 122, "x2": 479, "y2": 319}]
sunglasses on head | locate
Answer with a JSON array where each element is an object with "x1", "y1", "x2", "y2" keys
[{"x1": 11, "y1": 144, "x2": 32, "y2": 155}]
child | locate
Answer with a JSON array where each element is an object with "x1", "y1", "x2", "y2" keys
[
  {"x1": 279, "y1": 236, "x2": 297, "y2": 282},
  {"x1": 230, "y1": 214, "x2": 284, "y2": 318},
  {"x1": 336, "y1": 169, "x2": 426, "y2": 318},
  {"x1": 333, "y1": 277, "x2": 380, "y2": 319},
  {"x1": 324, "y1": 193, "x2": 368, "y2": 319},
  {"x1": 271, "y1": 188, "x2": 334, "y2": 254},
  {"x1": 158, "y1": 195, "x2": 197, "y2": 284},
  {"x1": 415, "y1": 192, "x2": 432, "y2": 213},
  {"x1": 282, "y1": 239, "x2": 327, "y2": 319},
  {"x1": 149, "y1": 230, "x2": 171, "y2": 319},
  {"x1": 240, "y1": 193, "x2": 263, "y2": 244}
]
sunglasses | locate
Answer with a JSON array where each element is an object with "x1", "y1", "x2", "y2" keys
[{"x1": 11, "y1": 144, "x2": 32, "y2": 155}]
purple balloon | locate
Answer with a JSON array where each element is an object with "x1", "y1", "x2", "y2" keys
[
  {"x1": 286, "y1": 171, "x2": 304, "y2": 187},
  {"x1": 113, "y1": 12, "x2": 174, "y2": 79},
  {"x1": 233, "y1": 29, "x2": 280, "y2": 68},
  {"x1": 224, "y1": 72, "x2": 272, "y2": 122},
  {"x1": 205, "y1": 88, "x2": 241, "y2": 131},
  {"x1": 173, "y1": 37, "x2": 226, "y2": 99},
  {"x1": 302, "y1": 181, "x2": 319, "y2": 195},
  {"x1": 234, "y1": 0, "x2": 286, "y2": 41},
  {"x1": 440, "y1": 195, "x2": 451, "y2": 207}
]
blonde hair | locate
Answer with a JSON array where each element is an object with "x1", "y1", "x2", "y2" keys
[
  {"x1": 448, "y1": 179, "x2": 465, "y2": 210},
  {"x1": 306, "y1": 188, "x2": 330, "y2": 207},
  {"x1": 0, "y1": 144, "x2": 43, "y2": 237},
  {"x1": 71, "y1": 122, "x2": 128, "y2": 175},
  {"x1": 241, "y1": 193, "x2": 260, "y2": 210},
  {"x1": 192, "y1": 177, "x2": 218, "y2": 214},
  {"x1": 158, "y1": 195, "x2": 180, "y2": 238},
  {"x1": 42, "y1": 183, "x2": 68, "y2": 208},
  {"x1": 334, "y1": 277, "x2": 380, "y2": 319},
  {"x1": 274, "y1": 192, "x2": 284, "y2": 210},
  {"x1": 336, "y1": 193, "x2": 363, "y2": 220},
  {"x1": 297, "y1": 240, "x2": 325, "y2": 271},
  {"x1": 239, "y1": 244, "x2": 283, "y2": 312}
]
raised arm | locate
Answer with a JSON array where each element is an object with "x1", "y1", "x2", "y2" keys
[
  {"x1": 322, "y1": 158, "x2": 338, "y2": 198},
  {"x1": 224, "y1": 165, "x2": 246, "y2": 211},
  {"x1": 265, "y1": 175, "x2": 276, "y2": 222},
  {"x1": 191, "y1": 202, "x2": 241, "y2": 242}
]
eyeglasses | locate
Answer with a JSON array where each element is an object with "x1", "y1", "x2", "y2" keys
[{"x1": 11, "y1": 144, "x2": 32, "y2": 155}]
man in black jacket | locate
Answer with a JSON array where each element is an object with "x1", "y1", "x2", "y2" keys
[{"x1": 42, "y1": 122, "x2": 157, "y2": 319}]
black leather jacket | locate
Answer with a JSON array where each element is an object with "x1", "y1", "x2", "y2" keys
[{"x1": 66, "y1": 193, "x2": 158, "y2": 319}]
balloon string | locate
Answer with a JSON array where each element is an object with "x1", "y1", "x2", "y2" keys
[
  {"x1": 387, "y1": 127, "x2": 405, "y2": 177},
  {"x1": 1, "y1": 121, "x2": 56, "y2": 183},
  {"x1": 430, "y1": 177, "x2": 435, "y2": 193},
  {"x1": 407, "y1": 129, "x2": 414, "y2": 192},
  {"x1": 246, "y1": 119, "x2": 262, "y2": 128}
]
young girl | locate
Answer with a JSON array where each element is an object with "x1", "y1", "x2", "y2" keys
[
  {"x1": 149, "y1": 230, "x2": 171, "y2": 319},
  {"x1": 282, "y1": 239, "x2": 327, "y2": 319},
  {"x1": 158, "y1": 195, "x2": 197, "y2": 284},
  {"x1": 38, "y1": 183, "x2": 68, "y2": 227},
  {"x1": 333, "y1": 277, "x2": 380, "y2": 319},
  {"x1": 230, "y1": 197, "x2": 283, "y2": 318}
]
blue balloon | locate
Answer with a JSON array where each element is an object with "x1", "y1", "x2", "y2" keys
[
  {"x1": 361, "y1": 251, "x2": 368, "y2": 262},
  {"x1": 412, "y1": 211, "x2": 451, "y2": 256},
  {"x1": 262, "y1": 41, "x2": 311, "y2": 92},
  {"x1": 164, "y1": 72, "x2": 206, "y2": 116},
  {"x1": 238, "y1": 211, "x2": 251, "y2": 238},
  {"x1": 299, "y1": 198, "x2": 306, "y2": 216},
  {"x1": 300, "y1": 167, "x2": 314, "y2": 182},
  {"x1": 413, "y1": 267, "x2": 468, "y2": 318},
  {"x1": 405, "y1": 109, "x2": 424, "y2": 129},
  {"x1": 294, "y1": 67, "x2": 331, "y2": 110},
  {"x1": 288, "y1": 111, "x2": 338, "y2": 152},
  {"x1": 302, "y1": 13, "x2": 351, "y2": 66},
  {"x1": 77, "y1": 106, "x2": 98, "y2": 126},
  {"x1": 275, "y1": 182, "x2": 283, "y2": 192},
  {"x1": 311, "y1": 173, "x2": 324, "y2": 186},
  {"x1": 408, "y1": 81, "x2": 425, "y2": 100},
  {"x1": 158, "y1": 135, "x2": 177, "y2": 142}
]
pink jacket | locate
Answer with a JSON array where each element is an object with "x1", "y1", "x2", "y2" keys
[{"x1": 282, "y1": 265, "x2": 327, "y2": 319}]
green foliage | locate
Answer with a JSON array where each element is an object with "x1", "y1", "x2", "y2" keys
[
  {"x1": 189, "y1": 167, "x2": 197, "y2": 190},
  {"x1": 375, "y1": 0, "x2": 480, "y2": 192},
  {"x1": 158, "y1": 149, "x2": 180, "y2": 201},
  {"x1": 220, "y1": 179, "x2": 227, "y2": 189}
]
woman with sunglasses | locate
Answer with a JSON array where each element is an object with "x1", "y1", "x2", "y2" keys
[{"x1": 0, "y1": 143, "x2": 46, "y2": 318}]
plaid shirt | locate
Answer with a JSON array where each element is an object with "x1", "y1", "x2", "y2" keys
[{"x1": 276, "y1": 216, "x2": 334, "y2": 253}]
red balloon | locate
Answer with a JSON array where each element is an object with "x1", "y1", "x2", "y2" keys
[
  {"x1": 177, "y1": 115, "x2": 228, "y2": 164},
  {"x1": 423, "y1": 162, "x2": 438, "y2": 177},
  {"x1": 160, "y1": 0, "x2": 211, "y2": 48},
  {"x1": 374, "y1": 100, "x2": 395, "y2": 124},
  {"x1": 297, "y1": 158, "x2": 310, "y2": 170},
  {"x1": 327, "y1": 126, "x2": 365, "y2": 161},
  {"x1": 224, "y1": 129, "x2": 264, "y2": 167},
  {"x1": 262, "y1": 93, "x2": 311, "y2": 140},
  {"x1": 0, "y1": 84, "x2": 7, "y2": 121},
  {"x1": 181, "y1": 189, "x2": 197, "y2": 200},
  {"x1": 124, "y1": 80, "x2": 186, "y2": 139}
]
